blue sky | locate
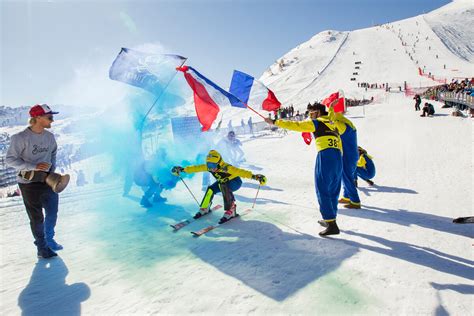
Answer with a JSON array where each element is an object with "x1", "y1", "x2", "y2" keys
[{"x1": 1, "y1": 0, "x2": 450, "y2": 106}]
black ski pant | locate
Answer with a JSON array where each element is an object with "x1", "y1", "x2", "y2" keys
[{"x1": 200, "y1": 177, "x2": 242, "y2": 211}]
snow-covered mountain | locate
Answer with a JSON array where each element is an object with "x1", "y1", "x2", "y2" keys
[
  {"x1": 260, "y1": 0, "x2": 473, "y2": 106},
  {"x1": 1, "y1": 2, "x2": 473, "y2": 314}
]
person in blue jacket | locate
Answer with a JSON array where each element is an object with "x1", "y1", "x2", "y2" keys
[
  {"x1": 333, "y1": 112, "x2": 361, "y2": 209},
  {"x1": 356, "y1": 146, "x2": 376, "y2": 186}
]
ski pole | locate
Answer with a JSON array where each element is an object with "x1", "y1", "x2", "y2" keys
[
  {"x1": 252, "y1": 184, "x2": 261, "y2": 209},
  {"x1": 179, "y1": 175, "x2": 200, "y2": 206}
]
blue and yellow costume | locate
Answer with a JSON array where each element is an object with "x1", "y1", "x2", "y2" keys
[
  {"x1": 356, "y1": 149, "x2": 376, "y2": 181},
  {"x1": 333, "y1": 113, "x2": 361, "y2": 207},
  {"x1": 275, "y1": 117, "x2": 343, "y2": 223}
]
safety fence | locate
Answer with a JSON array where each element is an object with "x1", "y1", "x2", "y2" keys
[{"x1": 438, "y1": 91, "x2": 474, "y2": 109}]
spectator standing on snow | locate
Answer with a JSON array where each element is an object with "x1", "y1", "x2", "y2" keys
[
  {"x1": 413, "y1": 94, "x2": 421, "y2": 111},
  {"x1": 5, "y1": 104, "x2": 63, "y2": 259}
]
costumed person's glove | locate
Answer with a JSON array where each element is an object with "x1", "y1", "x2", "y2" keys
[
  {"x1": 171, "y1": 166, "x2": 184, "y2": 176},
  {"x1": 252, "y1": 174, "x2": 267, "y2": 186}
]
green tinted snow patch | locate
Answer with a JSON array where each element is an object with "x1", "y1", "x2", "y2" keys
[
  {"x1": 83, "y1": 193, "x2": 201, "y2": 272},
  {"x1": 302, "y1": 271, "x2": 374, "y2": 314}
]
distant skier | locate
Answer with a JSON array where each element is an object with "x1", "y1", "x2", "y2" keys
[
  {"x1": 247, "y1": 117, "x2": 254, "y2": 135},
  {"x1": 356, "y1": 146, "x2": 376, "y2": 186},
  {"x1": 216, "y1": 131, "x2": 245, "y2": 165},
  {"x1": 413, "y1": 94, "x2": 421, "y2": 111},
  {"x1": 171, "y1": 150, "x2": 266, "y2": 224},
  {"x1": 265, "y1": 103, "x2": 343, "y2": 236},
  {"x1": 76, "y1": 169, "x2": 87, "y2": 186}
]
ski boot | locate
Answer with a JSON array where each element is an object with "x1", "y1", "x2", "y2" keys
[
  {"x1": 140, "y1": 197, "x2": 152, "y2": 208},
  {"x1": 319, "y1": 221, "x2": 340, "y2": 237},
  {"x1": 338, "y1": 197, "x2": 350, "y2": 204},
  {"x1": 219, "y1": 203, "x2": 238, "y2": 224},
  {"x1": 152, "y1": 194, "x2": 167, "y2": 203},
  {"x1": 193, "y1": 206, "x2": 210, "y2": 219}
]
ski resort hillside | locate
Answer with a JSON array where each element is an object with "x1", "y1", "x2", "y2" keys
[
  {"x1": 261, "y1": 0, "x2": 473, "y2": 106},
  {"x1": 1, "y1": 1, "x2": 473, "y2": 315}
]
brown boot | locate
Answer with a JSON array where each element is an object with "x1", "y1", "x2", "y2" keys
[
  {"x1": 319, "y1": 221, "x2": 340, "y2": 236},
  {"x1": 344, "y1": 202, "x2": 361, "y2": 209},
  {"x1": 338, "y1": 197, "x2": 350, "y2": 204}
]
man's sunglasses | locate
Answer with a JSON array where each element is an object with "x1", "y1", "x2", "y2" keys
[{"x1": 43, "y1": 115, "x2": 54, "y2": 121}]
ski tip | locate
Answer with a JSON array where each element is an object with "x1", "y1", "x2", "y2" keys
[{"x1": 191, "y1": 232, "x2": 201, "y2": 237}]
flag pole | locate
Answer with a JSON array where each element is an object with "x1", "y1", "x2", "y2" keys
[
  {"x1": 140, "y1": 58, "x2": 188, "y2": 131},
  {"x1": 244, "y1": 103, "x2": 267, "y2": 120}
]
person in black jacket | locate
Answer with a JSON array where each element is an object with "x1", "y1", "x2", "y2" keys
[
  {"x1": 413, "y1": 94, "x2": 421, "y2": 111},
  {"x1": 420, "y1": 102, "x2": 435, "y2": 117}
]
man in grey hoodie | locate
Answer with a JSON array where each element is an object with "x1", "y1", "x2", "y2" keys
[{"x1": 6, "y1": 104, "x2": 62, "y2": 258}]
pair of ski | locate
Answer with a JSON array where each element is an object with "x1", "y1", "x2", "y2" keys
[{"x1": 170, "y1": 204, "x2": 251, "y2": 236}]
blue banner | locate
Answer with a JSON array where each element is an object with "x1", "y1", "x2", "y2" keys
[{"x1": 109, "y1": 48, "x2": 186, "y2": 96}]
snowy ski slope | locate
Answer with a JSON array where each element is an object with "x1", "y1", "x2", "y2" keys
[
  {"x1": 261, "y1": 0, "x2": 473, "y2": 106},
  {"x1": 0, "y1": 1, "x2": 473, "y2": 315}
]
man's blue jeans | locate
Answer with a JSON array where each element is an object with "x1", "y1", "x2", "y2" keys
[{"x1": 19, "y1": 182, "x2": 59, "y2": 250}]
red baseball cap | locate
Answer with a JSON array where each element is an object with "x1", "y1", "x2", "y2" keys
[{"x1": 29, "y1": 104, "x2": 59, "y2": 118}]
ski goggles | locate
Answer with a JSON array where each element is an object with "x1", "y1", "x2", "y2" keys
[{"x1": 207, "y1": 162, "x2": 219, "y2": 170}]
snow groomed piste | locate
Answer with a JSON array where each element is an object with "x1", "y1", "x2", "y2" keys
[{"x1": 0, "y1": 0, "x2": 473, "y2": 314}]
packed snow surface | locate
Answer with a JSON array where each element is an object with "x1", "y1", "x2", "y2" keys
[
  {"x1": 1, "y1": 94, "x2": 472, "y2": 315},
  {"x1": 1, "y1": 0, "x2": 473, "y2": 314}
]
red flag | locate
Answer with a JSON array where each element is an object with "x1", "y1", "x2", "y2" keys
[
  {"x1": 180, "y1": 69, "x2": 218, "y2": 131},
  {"x1": 322, "y1": 91, "x2": 345, "y2": 113}
]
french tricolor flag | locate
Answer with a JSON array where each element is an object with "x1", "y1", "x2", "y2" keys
[
  {"x1": 177, "y1": 66, "x2": 244, "y2": 131},
  {"x1": 229, "y1": 70, "x2": 281, "y2": 112}
]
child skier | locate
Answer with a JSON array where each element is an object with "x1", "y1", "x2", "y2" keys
[
  {"x1": 172, "y1": 150, "x2": 266, "y2": 224},
  {"x1": 356, "y1": 146, "x2": 376, "y2": 186}
]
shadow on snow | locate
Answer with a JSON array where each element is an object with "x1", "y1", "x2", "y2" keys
[
  {"x1": 18, "y1": 257, "x2": 90, "y2": 316},
  {"x1": 191, "y1": 219, "x2": 358, "y2": 301}
]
